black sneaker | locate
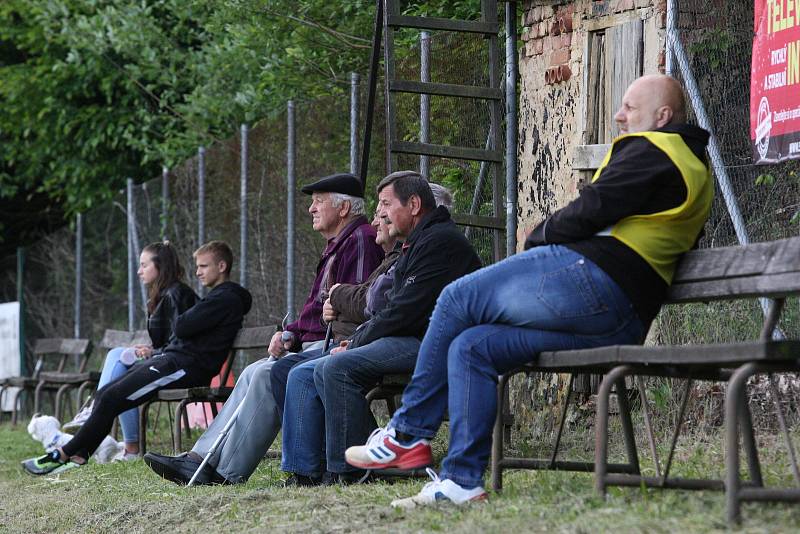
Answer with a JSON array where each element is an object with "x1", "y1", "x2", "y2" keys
[
  {"x1": 321, "y1": 470, "x2": 372, "y2": 486},
  {"x1": 283, "y1": 473, "x2": 321, "y2": 487},
  {"x1": 144, "y1": 452, "x2": 230, "y2": 486}
]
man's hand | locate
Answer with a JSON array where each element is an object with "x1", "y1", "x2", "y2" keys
[
  {"x1": 322, "y1": 298, "x2": 338, "y2": 323},
  {"x1": 330, "y1": 340, "x2": 350, "y2": 355},
  {"x1": 268, "y1": 331, "x2": 294, "y2": 358},
  {"x1": 134, "y1": 345, "x2": 153, "y2": 359}
]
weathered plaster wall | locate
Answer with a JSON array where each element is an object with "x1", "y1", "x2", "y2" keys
[
  {"x1": 510, "y1": 0, "x2": 668, "y2": 445},
  {"x1": 516, "y1": 0, "x2": 668, "y2": 247}
]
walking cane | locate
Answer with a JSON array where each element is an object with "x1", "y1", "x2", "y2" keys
[{"x1": 187, "y1": 399, "x2": 244, "y2": 486}]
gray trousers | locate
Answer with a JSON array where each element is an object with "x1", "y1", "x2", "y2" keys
[{"x1": 191, "y1": 340, "x2": 323, "y2": 483}]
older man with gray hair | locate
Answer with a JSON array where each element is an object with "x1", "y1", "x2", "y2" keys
[{"x1": 144, "y1": 172, "x2": 384, "y2": 485}]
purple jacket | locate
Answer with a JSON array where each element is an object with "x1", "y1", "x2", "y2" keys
[{"x1": 285, "y1": 216, "x2": 384, "y2": 345}]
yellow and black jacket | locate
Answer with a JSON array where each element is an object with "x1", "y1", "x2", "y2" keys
[{"x1": 525, "y1": 123, "x2": 713, "y2": 327}]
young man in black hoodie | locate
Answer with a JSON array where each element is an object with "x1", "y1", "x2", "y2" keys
[
  {"x1": 23, "y1": 240, "x2": 252, "y2": 475},
  {"x1": 280, "y1": 171, "x2": 482, "y2": 485}
]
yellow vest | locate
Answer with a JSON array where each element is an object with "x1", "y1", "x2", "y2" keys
[{"x1": 592, "y1": 131, "x2": 714, "y2": 283}]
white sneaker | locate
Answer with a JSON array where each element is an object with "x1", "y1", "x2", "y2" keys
[
  {"x1": 62, "y1": 401, "x2": 93, "y2": 430},
  {"x1": 390, "y1": 468, "x2": 487, "y2": 509},
  {"x1": 113, "y1": 451, "x2": 139, "y2": 462}
]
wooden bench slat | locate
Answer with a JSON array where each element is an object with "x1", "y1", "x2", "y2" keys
[
  {"x1": 667, "y1": 272, "x2": 800, "y2": 303},
  {"x1": 232, "y1": 326, "x2": 276, "y2": 350},
  {"x1": 671, "y1": 236, "x2": 800, "y2": 283},
  {"x1": 534, "y1": 340, "x2": 800, "y2": 368}
]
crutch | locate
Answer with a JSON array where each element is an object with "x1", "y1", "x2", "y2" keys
[{"x1": 187, "y1": 398, "x2": 245, "y2": 486}]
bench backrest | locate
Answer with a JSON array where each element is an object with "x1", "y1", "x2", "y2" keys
[
  {"x1": 99, "y1": 329, "x2": 151, "y2": 350},
  {"x1": 31, "y1": 338, "x2": 93, "y2": 376},
  {"x1": 667, "y1": 237, "x2": 800, "y2": 304},
  {"x1": 217, "y1": 325, "x2": 277, "y2": 384}
]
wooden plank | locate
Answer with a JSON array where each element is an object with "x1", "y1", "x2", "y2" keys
[
  {"x1": 671, "y1": 237, "x2": 800, "y2": 283},
  {"x1": 572, "y1": 144, "x2": 610, "y2": 170},
  {"x1": 392, "y1": 141, "x2": 503, "y2": 162},
  {"x1": 232, "y1": 325, "x2": 277, "y2": 350},
  {"x1": 584, "y1": 32, "x2": 604, "y2": 144},
  {"x1": 100, "y1": 330, "x2": 133, "y2": 349},
  {"x1": 534, "y1": 340, "x2": 800, "y2": 369},
  {"x1": 59, "y1": 338, "x2": 91, "y2": 355},
  {"x1": 389, "y1": 80, "x2": 502, "y2": 100},
  {"x1": 452, "y1": 213, "x2": 506, "y2": 230},
  {"x1": 667, "y1": 272, "x2": 800, "y2": 302},
  {"x1": 132, "y1": 330, "x2": 152, "y2": 346},
  {"x1": 32, "y1": 338, "x2": 89, "y2": 356},
  {"x1": 386, "y1": 15, "x2": 498, "y2": 35},
  {"x1": 32, "y1": 338, "x2": 65, "y2": 355}
]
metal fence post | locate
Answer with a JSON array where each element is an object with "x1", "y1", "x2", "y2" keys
[
  {"x1": 286, "y1": 101, "x2": 296, "y2": 321},
  {"x1": 161, "y1": 166, "x2": 170, "y2": 241},
  {"x1": 420, "y1": 31, "x2": 431, "y2": 179},
  {"x1": 74, "y1": 213, "x2": 83, "y2": 339},
  {"x1": 198, "y1": 146, "x2": 206, "y2": 294},
  {"x1": 16, "y1": 247, "x2": 26, "y2": 374},
  {"x1": 350, "y1": 73, "x2": 360, "y2": 175},
  {"x1": 240, "y1": 124, "x2": 249, "y2": 288},
  {"x1": 505, "y1": 2, "x2": 518, "y2": 257},
  {"x1": 127, "y1": 179, "x2": 135, "y2": 331}
]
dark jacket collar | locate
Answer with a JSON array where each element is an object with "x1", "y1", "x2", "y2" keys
[{"x1": 402, "y1": 206, "x2": 452, "y2": 251}]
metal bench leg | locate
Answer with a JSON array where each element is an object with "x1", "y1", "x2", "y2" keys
[
  {"x1": 616, "y1": 372, "x2": 640, "y2": 475},
  {"x1": 726, "y1": 362, "x2": 759, "y2": 525},
  {"x1": 491, "y1": 373, "x2": 509, "y2": 492},
  {"x1": 34, "y1": 381, "x2": 45, "y2": 415},
  {"x1": 739, "y1": 400, "x2": 763, "y2": 487},
  {"x1": 139, "y1": 402, "x2": 150, "y2": 456},
  {"x1": 11, "y1": 388, "x2": 24, "y2": 425},
  {"x1": 595, "y1": 365, "x2": 634, "y2": 497},
  {"x1": 175, "y1": 400, "x2": 190, "y2": 453},
  {"x1": 55, "y1": 384, "x2": 71, "y2": 422},
  {"x1": 549, "y1": 374, "x2": 575, "y2": 467},
  {"x1": 768, "y1": 374, "x2": 800, "y2": 485}
]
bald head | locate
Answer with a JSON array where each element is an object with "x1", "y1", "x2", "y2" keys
[{"x1": 614, "y1": 74, "x2": 687, "y2": 135}]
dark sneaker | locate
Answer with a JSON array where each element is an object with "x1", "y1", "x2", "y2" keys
[
  {"x1": 283, "y1": 473, "x2": 321, "y2": 487},
  {"x1": 22, "y1": 451, "x2": 66, "y2": 475},
  {"x1": 321, "y1": 470, "x2": 372, "y2": 486},
  {"x1": 144, "y1": 452, "x2": 229, "y2": 486}
]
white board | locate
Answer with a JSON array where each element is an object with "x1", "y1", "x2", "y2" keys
[{"x1": 0, "y1": 302, "x2": 21, "y2": 412}]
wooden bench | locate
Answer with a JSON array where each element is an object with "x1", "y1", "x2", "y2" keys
[
  {"x1": 490, "y1": 235, "x2": 800, "y2": 524},
  {"x1": 138, "y1": 325, "x2": 275, "y2": 454}
]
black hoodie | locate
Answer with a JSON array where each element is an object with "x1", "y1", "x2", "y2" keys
[
  {"x1": 164, "y1": 280, "x2": 253, "y2": 374},
  {"x1": 350, "y1": 206, "x2": 482, "y2": 348},
  {"x1": 525, "y1": 123, "x2": 711, "y2": 328}
]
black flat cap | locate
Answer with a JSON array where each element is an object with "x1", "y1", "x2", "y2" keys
[{"x1": 301, "y1": 173, "x2": 364, "y2": 198}]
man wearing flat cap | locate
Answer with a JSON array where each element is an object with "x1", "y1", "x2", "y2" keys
[{"x1": 144, "y1": 172, "x2": 383, "y2": 485}]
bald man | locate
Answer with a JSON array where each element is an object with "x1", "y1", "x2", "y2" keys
[{"x1": 344, "y1": 74, "x2": 715, "y2": 508}]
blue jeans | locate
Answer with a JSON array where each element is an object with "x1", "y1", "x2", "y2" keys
[
  {"x1": 98, "y1": 348, "x2": 139, "y2": 443},
  {"x1": 281, "y1": 336, "x2": 421, "y2": 477},
  {"x1": 389, "y1": 245, "x2": 646, "y2": 488}
]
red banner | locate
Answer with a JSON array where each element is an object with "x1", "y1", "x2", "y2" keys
[{"x1": 751, "y1": 0, "x2": 800, "y2": 164}]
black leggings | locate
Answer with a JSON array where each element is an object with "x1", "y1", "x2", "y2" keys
[{"x1": 62, "y1": 355, "x2": 212, "y2": 459}]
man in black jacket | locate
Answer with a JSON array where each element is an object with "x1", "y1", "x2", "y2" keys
[
  {"x1": 345, "y1": 74, "x2": 714, "y2": 508},
  {"x1": 280, "y1": 171, "x2": 481, "y2": 485},
  {"x1": 23, "y1": 240, "x2": 252, "y2": 475}
]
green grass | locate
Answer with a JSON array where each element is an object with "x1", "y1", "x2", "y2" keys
[{"x1": 2, "y1": 423, "x2": 800, "y2": 533}]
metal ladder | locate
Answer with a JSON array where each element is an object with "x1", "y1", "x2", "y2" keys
[{"x1": 380, "y1": 0, "x2": 507, "y2": 262}]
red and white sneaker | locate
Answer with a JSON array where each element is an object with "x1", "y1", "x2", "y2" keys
[{"x1": 345, "y1": 426, "x2": 433, "y2": 470}]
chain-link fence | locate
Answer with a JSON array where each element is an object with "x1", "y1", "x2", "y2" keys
[
  {"x1": 656, "y1": 0, "x2": 799, "y2": 352},
  {"x1": 0, "y1": 26, "x2": 509, "y2": 381}
]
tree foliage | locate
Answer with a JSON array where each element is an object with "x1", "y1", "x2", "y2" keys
[{"x1": 0, "y1": 0, "x2": 479, "y2": 252}]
